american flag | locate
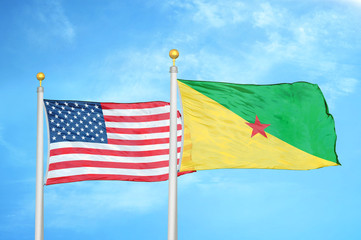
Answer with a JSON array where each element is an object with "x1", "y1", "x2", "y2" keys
[{"x1": 44, "y1": 99, "x2": 186, "y2": 185}]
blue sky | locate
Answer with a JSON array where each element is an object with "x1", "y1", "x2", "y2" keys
[{"x1": 1, "y1": 0, "x2": 361, "y2": 239}]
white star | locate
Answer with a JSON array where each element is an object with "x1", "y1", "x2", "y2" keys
[
  {"x1": 95, "y1": 133, "x2": 99, "y2": 137},
  {"x1": 98, "y1": 122, "x2": 102, "y2": 126},
  {"x1": 52, "y1": 128, "x2": 55, "y2": 131},
  {"x1": 75, "y1": 103, "x2": 79, "y2": 107},
  {"x1": 100, "y1": 130, "x2": 103, "y2": 133},
  {"x1": 50, "y1": 119, "x2": 54, "y2": 123},
  {"x1": 83, "y1": 116, "x2": 87, "y2": 120},
  {"x1": 76, "y1": 131, "x2": 80, "y2": 135},
  {"x1": 45, "y1": 101, "x2": 49, "y2": 105},
  {"x1": 94, "y1": 126, "x2": 98, "y2": 129},
  {"x1": 49, "y1": 110, "x2": 52, "y2": 114},
  {"x1": 62, "y1": 135, "x2": 66, "y2": 139},
  {"x1": 72, "y1": 135, "x2": 76, "y2": 139},
  {"x1": 55, "y1": 102, "x2": 59, "y2": 106},
  {"x1": 67, "y1": 131, "x2": 71, "y2": 135},
  {"x1": 77, "y1": 111, "x2": 81, "y2": 115},
  {"x1": 58, "y1": 110, "x2": 62, "y2": 114},
  {"x1": 85, "y1": 104, "x2": 88, "y2": 107},
  {"x1": 55, "y1": 115, "x2": 58, "y2": 118},
  {"x1": 71, "y1": 107, "x2": 75, "y2": 111},
  {"x1": 57, "y1": 132, "x2": 61, "y2": 135},
  {"x1": 52, "y1": 136, "x2": 56, "y2": 140},
  {"x1": 92, "y1": 117, "x2": 96, "y2": 121},
  {"x1": 74, "y1": 115, "x2": 78, "y2": 119},
  {"x1": 97, "y1": 113, "x2": 100, "y2": 117},
  {"x1": 64, "y1": 115, "x2": 68, "y2": 119},
  {"x1": 81, "y1": 136, "x2": 85, "y2": 140},
  {"x1": 61, "y1": 106, "x2": 65, "y2": 110},
  {"x1": 81, "y1": 108, "x2": 85, "y2": 112},
  {"x1": 68, "y1": 111, "x2": 71, "y2": 114},
  {"x1": 95, "y1": 105, "x2": 99, "y2": 109},
  {"x1": 62, "y1": 127, "x2": 65, "y2": 131},
  {"x1": 89, "y1": 121, "x2": 92, "y2": 125},
  {"x1": 60, "y1": 119, "x2": 64, "y2": 123},
  {"x1": 75, "y1": 123, "x2": 79, "y2": 127},
  {"x1": 91, "y1": 137, "x2": 95, "y2": 141},
  {"x1": 81, "y1": 128, "x2": 84, "y2": 131},
  {"x1": 90, "y1": 129, "x2": 94, "y2": 133},
  {"x1": 52, "y1": 106, "x2": 55, "y2": 110},
  {"x1": 64, "y1": 102, "x2": 68, "y2": 106},
  {"x1": 66, "y1": 123, "x2": 70, "y2": 127},
  {"x1": 91, "y1": 109, "x2": 94, "y2": 113},
  {"x1": 100, "y1": 138, "x2": 104, "y2": 142},
  {"x1": 71, "y1": 127, "x2": 75, "y2": 131},
  {"x1": 86, "y1": 132, "x2": 89, "y2": 136},
  {"x1": 56, "y1": 123, "x2": 60, "y2": 127},
  {"x1": 85, "y1": 125, "x2": 88, "y2": 128},
  {"x1": 80, "y1": 120, "x2": 83, "y2": 124},
  {"x1": 70, "y1": 119, "x2": 73, "y2": 123},
  {"x1": 87, "y1": 113, "x2": 91, "y2": 116}
]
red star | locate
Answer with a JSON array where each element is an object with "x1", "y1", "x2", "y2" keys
[{"x1": 245, "y1": 115, "x2": 271, "y2": 138}]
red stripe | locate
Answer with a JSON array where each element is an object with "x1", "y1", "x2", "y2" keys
[
  {"x1": 106, "y1": 124, "x2": 182, "y2": 134},
  {"x1": 50, "y1": 147, "x2": 181, "y2": 157},
  {"x1": 48, "y1": 160, "x2": 173, "y2": 171},
  {"x1": 104, "y1": 113, "x2": 169, "y2": 122},
  {"x1": 46, "y1": 171, "x2": 194, "y2": 185},
  {"x1": 46, "y1": 174, "x2": 170, "y2": 184},
  {"x1": 107, "y1": 136, "x2": 182, "y2": 145},
  {"x1": 101, "y1": 102, "x2": 169, "y2": 110}
]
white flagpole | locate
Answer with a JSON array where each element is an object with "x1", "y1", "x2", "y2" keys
[
  {"x1": 35, "y1": 72, "x2": 45, "y2": 240},
  {"x1": 168, "y1": 49, "x2": 179, "y2": 240}
]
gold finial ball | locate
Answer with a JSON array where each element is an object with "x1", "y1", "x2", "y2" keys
[
  {"x1": 36, "y1": 72, "x2": 45, "y2": 81},
  {"x1": 169, "y1": 49, "x2": 179, "y2": 60}
]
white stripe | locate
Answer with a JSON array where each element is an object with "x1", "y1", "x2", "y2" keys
[
  {"x1": 47, "y1": 166, "x2": 170, "y2": 178},
  {"x1": 107, "y1": 130, "x2": 182, "y2": 140},
  {"x1": 105, "y1": 120, "x2": 169, "y2": 128},
  {"x1": 102, "y1": 106, "x2": 170, "y2": 116},
  {"x1": 49, "y1": 153, "x2": 181, "y2": 164},
  {"x1": 50, "y1": 141, "x2": 182, "y2": 152},
  {"x1": 105, "y1": 118, "x2": 182, "y2": 129}
]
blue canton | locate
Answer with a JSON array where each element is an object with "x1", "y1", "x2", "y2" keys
[{"x1": 44, "y1": 99, "x2": 108, "y2": 144}]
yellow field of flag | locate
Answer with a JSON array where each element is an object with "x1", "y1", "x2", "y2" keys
[{"x1": 178, "y1": 79, "x2": 340, "y2": 172}]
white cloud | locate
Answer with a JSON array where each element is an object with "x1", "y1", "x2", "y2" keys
[
  {"x1": 45, "y1": 181, "x2": 168, "y2": 229},
  {"x1": 0, "y1": 197, "x2": 34, "y2": 232},
  {"x1": 253, "y1": 2, "x2": 286, "y2": 28},
  {"x1": 338, "y1": 78, "x2": 358, "y2": 93},
  {"x1": 160, "y1": 0, "x2": 361, "y2": 97},
  {"x1": 40, "y1": 0, "x2": 75, "y2": 42},
  {"x1": 82, "y1": 1, "x2": 360, "y2": 108},
  {"x1": 0, "y1": 124, "x2": 26, "y2": 162},
  {"x1": 90, "y1": 48, "x2": 172, "y2": 103},
  {"x1": 246, "y1": 2, "x2": 361, "y2": 92},
  {"x1": 167, "y1": 0, "x2": 246, "y2": 28},
  {"x1": 180, "y1": 171, "x2": 299, "y2": 202},
  {"x1": 193, "y1": 0, "x2": 246, "y2": 27},
  {"x1": 27, "y1": 0, "x2": 75, "y2": 44},
  {"x1": 320, "y1": 77, "x2": 359, "y2": 107},
  {"x1": 181, "y1": 51, "x2": 250, "y2": 83},
  {"x1": 338, "y1": 0, "x2": 361, "y2": 7}
]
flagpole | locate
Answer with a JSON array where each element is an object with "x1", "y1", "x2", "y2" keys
[
  {"x1": 35, "y1": 72, "x2": 45, "y2": 240},
  {"x1": 168, "y1": 49, "x2": 179, "y2": 240}
]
